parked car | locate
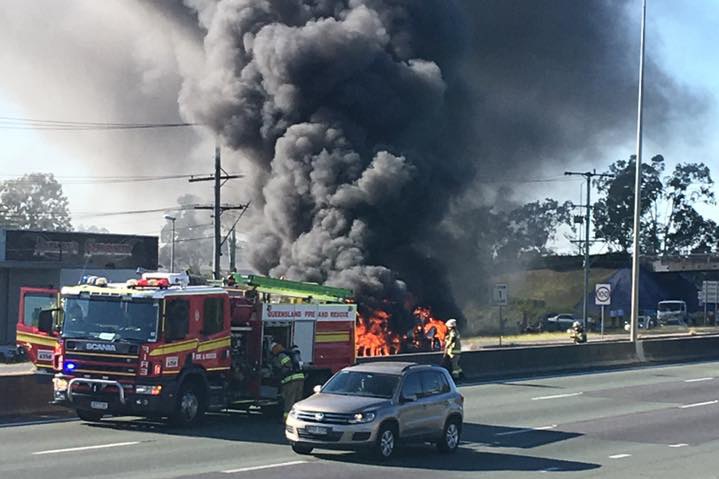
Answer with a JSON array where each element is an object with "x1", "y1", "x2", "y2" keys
[
  {"x1": 623, "y1": 315, "x2": 657, "y2": 331},
  {"x1": 542, "y1": 314, "x2": 577, "y2": 332},
  {"x1": 285, "y1": 362, "x2": 464, "y2": 460}
]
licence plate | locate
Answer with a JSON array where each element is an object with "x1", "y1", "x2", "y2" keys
[
  {"x1": 306, "y1": 425, "x2": 329, "y2": 435},
  {"x1": 90, "y1": 401, "x2": 108, "y2": 410}
]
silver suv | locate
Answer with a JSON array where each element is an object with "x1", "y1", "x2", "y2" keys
[{"x1": 285, "y1": 362, "x2": 464, "y2": 459}]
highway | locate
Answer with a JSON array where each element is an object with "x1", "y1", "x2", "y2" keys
[{"x1": 3, "y1": 361, "x2": 719, "y2": 478}]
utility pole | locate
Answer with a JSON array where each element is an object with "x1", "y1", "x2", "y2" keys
[
  {"x1": 189, "y1": 144, "x2": 244, "y2": 280},
  {"x1": 565, "y1": 169, "x2": 613, "y2": 330},
  {"x1": 229, "y1": 228, "x2": 237, "y2": 272},
  {"x1": 630, "y1": 0, "x2": 648, "y2": 344}
]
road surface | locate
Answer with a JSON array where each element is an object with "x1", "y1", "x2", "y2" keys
[{"x1": 3, "y1": 361, "x2": 719, "y2": 478}]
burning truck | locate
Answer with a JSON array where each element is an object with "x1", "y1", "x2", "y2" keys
[{"x1": 355, "y1": 305, "x2": 449, "y2": 358}]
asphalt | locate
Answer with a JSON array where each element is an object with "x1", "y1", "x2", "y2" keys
[{"x1": 3, "y1": 361, "x2": 719, "y2": 478}]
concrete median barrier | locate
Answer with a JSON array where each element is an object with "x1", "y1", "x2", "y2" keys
[
  {"x1": 641, "y1": 336, "x2": 719, "y2": 363},
  {"x1": 359, "y1": 335, "x2": 719, "y2": 380},
  {"x1": 0, "y1": 373, "x2": 58, "y2": 417}
]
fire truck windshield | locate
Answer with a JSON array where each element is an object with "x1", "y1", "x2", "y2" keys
[{"x1": 62, "y1": 296, "x2": 159, "y2": 342}]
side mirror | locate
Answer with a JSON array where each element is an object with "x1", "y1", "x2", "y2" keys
[
  {"x1": 37, "y1": 310, "x2": 54, "y2": 334},
  {"x1": 400, "y1": 393, "x2": 417, "y2": 403},
  {"x1": 313, "y1": 385, "x2": 322, "y2": 394}
]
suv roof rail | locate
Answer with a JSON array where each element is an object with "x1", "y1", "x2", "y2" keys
[{"x1": 401, "y1": 363, "x2": 432, "y2": 372}]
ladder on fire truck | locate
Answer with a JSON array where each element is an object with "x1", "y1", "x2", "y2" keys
[{"x1": 227, "y1": 274, "x2": 354, "y2": 303}]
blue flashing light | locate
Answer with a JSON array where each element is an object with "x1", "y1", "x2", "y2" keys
[{"x1": 64, "y1": 362, "x2": 77, "y2": 372}]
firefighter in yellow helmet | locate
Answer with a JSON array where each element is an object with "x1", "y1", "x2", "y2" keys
[
  {"x1": 271, "y1": 341, "x2": 305, "y2": 421},
  {"x1": 443, "y1": 319, "x2": 463, "y2": 381}
]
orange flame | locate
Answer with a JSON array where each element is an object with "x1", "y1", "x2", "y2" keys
[
  {"x1": 355, "y1": 309, "x2": 401, "y2": 357},
  {"x1": 355, "y1": 305, "x2": 448, "y2": 357}
]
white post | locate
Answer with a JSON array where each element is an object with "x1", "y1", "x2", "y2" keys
[
  {"x1": 601, "y1": 305, "x2": 605, "y2": 339},
  {"x1": 630, "y1": 0, "x2": 647, "y2": 344}
]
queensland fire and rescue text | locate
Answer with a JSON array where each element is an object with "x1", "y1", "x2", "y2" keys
[{"x1": 41, "y1": 272, "x2": 356, "y2": 425}]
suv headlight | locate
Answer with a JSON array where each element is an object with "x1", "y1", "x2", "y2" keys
[
  {"x1": 350, "y1": 411, "x2": 376, "y2": 424},
  {"x1": 288, "y1": 407, "x2": 299, "y2": 419}
]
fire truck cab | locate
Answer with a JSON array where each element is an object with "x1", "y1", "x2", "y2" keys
[
  {"x1": 15, "y1": 287, "x2": 59, "y2": 371},
  {"x1": 49, "y1": 272, "x2": 356, "y2": 425}
]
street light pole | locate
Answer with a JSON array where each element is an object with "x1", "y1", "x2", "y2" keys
[
  {"x1": 164, "y1": 215, "x2": 177, "y2": 273},
  {"x1": 630, "y1": 0, "x2": 647, "y2": 344}
]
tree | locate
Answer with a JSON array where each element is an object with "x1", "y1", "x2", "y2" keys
[
  {"x1": 0, "y1": 173, "x2": 72, "y2": 231},
  {"x1": 593, "y1": 155, "x2": 717, "y2": 254},
  {"x1": 490, "y1": 199, "x2": 573, "y2": 261},
  {"x1": 158, "y1": 194, "x2": 213, "y2": 274}
]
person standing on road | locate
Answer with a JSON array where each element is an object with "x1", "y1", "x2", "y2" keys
[
  {"x1": 443, "y1": 319, "x2": 463, "y2": 381},
  {"x1": 271, "y1": 342, "x2": 305, "y2": 421}
]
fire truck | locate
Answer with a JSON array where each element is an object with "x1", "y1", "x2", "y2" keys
[
  {"x1": 46, "y1": 272, "x2": 356, "y2": 425},
  {"x1": 15, "y1": 287, "x2": 60, "y2": 371}
]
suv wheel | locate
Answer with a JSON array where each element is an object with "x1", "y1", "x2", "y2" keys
[
  {"x1": 374, "y1": 423, "x2": 397, "y2": 460},
  {"x1": 291, "y1": 444, "x2": 313, "y2": 455},
  {"x1": 437, "y1": 417, "x2": 461, "y2": 453}
]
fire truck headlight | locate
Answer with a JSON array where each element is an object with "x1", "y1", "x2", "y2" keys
[
  {"x1": 351, "y1": 411, "x2": 376, "y2": 424},
  {"x1": 135, "y1": 385, "x2": 163, "y2": 396},
  {"x1": 53, "y1": 378, "x2": 69, "y2": 392}
]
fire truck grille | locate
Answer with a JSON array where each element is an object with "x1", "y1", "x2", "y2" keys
[{"x1": 65, "y1": 353, "x2": 138, "y2": 376}]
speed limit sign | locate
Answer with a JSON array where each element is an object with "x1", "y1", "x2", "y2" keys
[{"x1": 595, "y1": 283, "x2": 611, "y2": 306}]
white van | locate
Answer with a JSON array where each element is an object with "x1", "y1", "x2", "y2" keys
[{"x1": 657, "y1": 300, "x2": 687, "y2": 325}]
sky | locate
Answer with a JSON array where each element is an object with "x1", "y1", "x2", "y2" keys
[{"x1": 0, "y1": 0, "x2": 716, "y2": 254}]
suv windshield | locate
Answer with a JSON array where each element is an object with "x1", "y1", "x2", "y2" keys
[
  {"x1": 62, "y1": 296, "x2": 159, "y2": 342},
  {"x1": 322, "y1": 371, "x2": 399, "y2": 399}
]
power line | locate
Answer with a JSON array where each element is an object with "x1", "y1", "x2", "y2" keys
[{"x1": 0, "y1": 116, "x2": 200, "y2": 131}]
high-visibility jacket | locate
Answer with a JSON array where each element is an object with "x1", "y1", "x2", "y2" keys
[
  {"x1": 445, "y1": 329, "x2": 461, "y2": 358},
  {"x1": 272, "y1": 351, "x2": 305, "y2": 384}
]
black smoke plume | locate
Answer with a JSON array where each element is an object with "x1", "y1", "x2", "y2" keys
[{"x1": 164, "y1": 0, "x2": 706, "y2": 323}]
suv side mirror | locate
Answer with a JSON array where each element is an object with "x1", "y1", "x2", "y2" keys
[
  {"x1": 400, "y1": 393, "x2": 417, "y2": 403},
  {"x1": 313, "y1": 385, "x2": 321, "y2": 394}
]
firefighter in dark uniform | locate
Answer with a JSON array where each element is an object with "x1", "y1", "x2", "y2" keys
[{"x1": 271, "y1": 342, "x2": 305, "y2": 420}]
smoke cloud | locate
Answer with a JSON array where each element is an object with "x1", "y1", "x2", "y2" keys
[
  {"x1": 2, "y1": 1, "x2": 708, "y2": 319},
  {"x1": 162, "y1": 0, "x2": 707, "y2": 318}
]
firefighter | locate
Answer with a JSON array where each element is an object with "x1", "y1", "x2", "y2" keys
[
  {"x1": 270, "y1": 341, "x2": 305, "y2": 421},
  {"x1": 443, "y1": 318, "x2": 463, "y2": 381},
  {"x1": 569, "y1": 321, "x2": 587, "y2": 344}
]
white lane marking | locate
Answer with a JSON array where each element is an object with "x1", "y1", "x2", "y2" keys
[
  {"x1": 495, "y1": 425, "x2": 558, "y2": 436},
  {"x1": 679, "y1": 400, "x2": 718, "y2": 409},
  {"x1": 33, "y1": 441, "x2": 140, "y2": 455},
  {"x1": 609, "y1": 454, "x2": 632, "y2": 459},
  {"x1": 668, "y1": 443, "x2": 688, "y2": 448},
  {"x1": 222, "y1": 460, "x2": 308, "y2": 474},
  {"x1": 685, "y1": 377, "x2": 714, "y2": 383},
  {"x1": 0, "y1": 418, "x2": 78, "y2": 428},
  {"x1": 531, "y1": 392, "x2": 583, "y2": 401}
]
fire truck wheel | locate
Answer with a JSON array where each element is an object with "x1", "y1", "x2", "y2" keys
[
  {"x1": 291, "y1": 444, "x2": 313, "y2": 455},
  {"x1": 437, "y1": 417, "x2": 461, "y2": 453},
  {"x1": 172, "y1": 382, "x2": 205, "y2": 426},
  {"x1": 374, "y1": 423, "x2": 397, "y2": 460},
  {"x1": 76, "y1": 409, "x2": 103, "y2": 422}
]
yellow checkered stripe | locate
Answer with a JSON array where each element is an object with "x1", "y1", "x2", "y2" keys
[
  {"x1": 149, "y1": 336, "x2": 231, "y2": 357},
  {"x1": 16, "y1": 332, "x2": 59, "y2": 348},
  {"x1": 315, "y1": 331, "x2": 351, "y2": 343}
]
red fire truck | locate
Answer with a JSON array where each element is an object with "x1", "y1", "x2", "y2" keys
[
  {"x1": 15, "y1": 287, "x2": 59, "y2": 371},
  {"x1": 47, "y1": 272, "x2": 356, "y2": 425}
]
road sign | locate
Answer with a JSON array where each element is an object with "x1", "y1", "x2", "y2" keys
[
  {"x1": 701, "y1": 281, "x2": 719, "y2": 305},
  {"x1": 494, "y1": 283, "x2": 508, "y2": 306},
  {"x1": 595, "y1": 283, "x2": 611, "y2": 306}
]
